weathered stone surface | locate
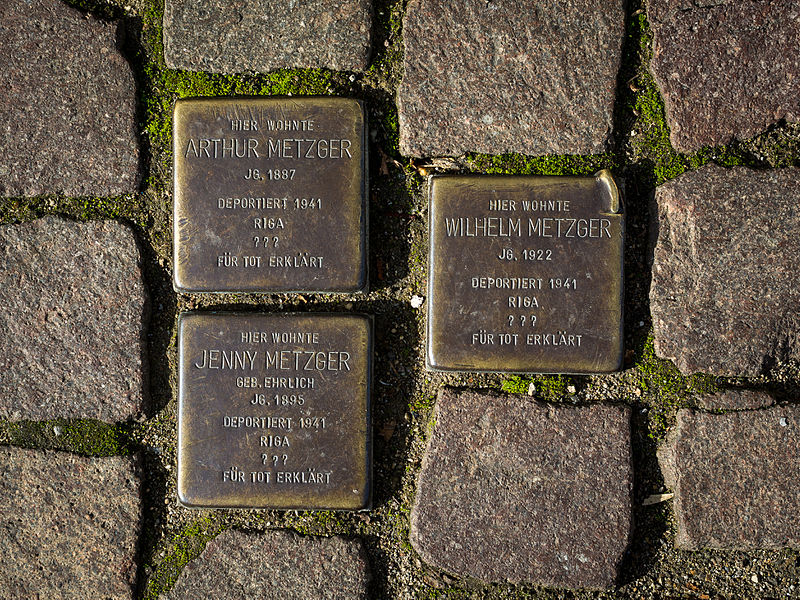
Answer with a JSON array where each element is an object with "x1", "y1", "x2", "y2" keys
[
  {"x1": 660, "y1": 406, "x2": 800, "y2": 549},
  {"x1": 0, "y1": 0, "x2": 140, "y2": 197},
  {"x1": 163, "y1": 0, "x2": 372, "y2": 73},
  {"x1": 167, "y1": 530, "x2": 371, "y2": 599},
  {"x1": 0, "y1": 449, "x2": 141, "y2": 598},
  {"x1": 398, "y1": 0, "x2": 625, "y2": 157},
  {"x1": 410, "y1": 390, "x2": 632, "y2": 589},
  {"x1": 648, "y1": 0, "x2": 800, "y2": 153},
  {"x1": 697, "y1": 390, "x2": 775, "y2": 411},
  {"x1": 650, "y1": 165, "x2": 800, "y2": 376},
  {"x1": 0, "y1": 217, "x2": 147, "y2": 422}
]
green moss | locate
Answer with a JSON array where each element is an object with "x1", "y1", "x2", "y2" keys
[
  {"x1": 363, "y1": 0, "x2": 406, "y2": 155},
  {"x1": 421, "y1": 588, "x2": 441, "y2": 598},
  {"x1": 365, "y1": 0, "x2": 405, "y2": 84},
  {"x1": 0, "y1": 200, "x2": 45, "y2": 225},
  {"x1": 0, "y1": 419, "x2": 133, "y2": 456},
  {"x1": 627, "y1": 6, "x2": 758, "y2": 184},
  {"x1": 467, "y1": 152, "x2": 617, "y2": 177},
  {"x1": 635, "y1": 334, "x2": 718, "y2": 440},
  {"x1": 142, "y1": 66, "x2": 345, "y2": 181},
  {"x1": 143, "y1": 517, "x2": 223, "y2": 599},
  {"x1": 288, "y1": 510, "x2": 352, "y2": 536},
  {"x1": 625, "y1": 9, "x2": 690, "y2": 185},
  {"x1": 411, "y1": 393, "x2": 437, "y2": 415},
  {"x1": 139, "y1": 0, "x2": 350, "y2": 191},
  {"x1": 501, "y1": 375, "x2": 570, "y2": 402},
  {"x1": 61, "y1": 421, "x2": 134, "y2": 455},
  {"x1": 381, "y1": 108, "x2": 402, "y2": 156},
  {"x1": 66, "y1": 197, "x2": 148, "y2": 226},
  {"x1": 0, "y1": 196, "x2": 148, "y2": 231}
]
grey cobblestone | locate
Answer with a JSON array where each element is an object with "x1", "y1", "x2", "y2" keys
[
  {"x1": 398, "y1": 0, "x2": 625, "y2": 157},
  {"x1": 0, "y1": 216, "x2": 147, "y2": 422},
  {"x1": 648, "y1": 0, "x2": 800, "y2": 152},
  {"x1": 651, "y1": 164, "x2": 800, "y2": 376},
  {"x1": 0, "y1": 448, "x2": 141, "y2": 599},
  {"x1": 660, "y1": 406, "x2": 800, "y2": 549},
  {"x1": 0, "y1": 0, "x2": 140, "y2": 196},
  {"x1": 167, "y1": 530, "x2": 371, "y2": 599},
  {"x1": 163, "y1": 0, "x2": 372, "y2": 73},
  {"x1": 410, "y1": 389, "x2": 633, "y2": 589}
]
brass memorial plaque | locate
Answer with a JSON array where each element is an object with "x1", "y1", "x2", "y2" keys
[
  {"x1": 173, "y1": 97, "x2": 367, "y2": 293},
  {"x1": 426, "y1": 171, "x2": 624, "y2": 373},
  {"x1": 177, "y1": 312, "x2": 372, "y2": 509}
]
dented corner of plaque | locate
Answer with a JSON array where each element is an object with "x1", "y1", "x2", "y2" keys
[{"x1": 594, "y1": 169, "x2": 621, "y2": 215}]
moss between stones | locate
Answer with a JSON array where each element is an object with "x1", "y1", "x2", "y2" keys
[
  {"x1": 500, "y1": 375, "x2": 571, "y2": 403},
  {"x1": 467, "y1": 153, "x2": 618, "y2": 177},
  {"x1": 0, "y1": 200, "x2": 44, "y2": 225},
  {"x1": 626, "y1": 6, "x2": 766, "y2": 184},
  {"x1": 143, "y1": 516, "x2": 223, "y2": 600},
  {"x1": 420, "y1": 590, "x2": 474, "y2": 599},
  {"x1": 140, "y1": 0, "x2": 407, "y2": 187},
  {"x1": 0, "y1": 196, "x2": 148, "y2": 230},
  {"x1": 410, "y1": 392, "x2": 437, "y2": 416},
  {"x1": 287, "y1": 510, "x2": 353, "y2": 537},
  {"x1": 635, "y1": 334, "x2": 718, "y2": 440},
  {"x1": 0, "y1": 419, "x2": 134, "y2": 456}
]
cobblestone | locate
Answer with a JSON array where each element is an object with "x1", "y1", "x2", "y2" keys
[
  {"x1": 0, "y1": 217, "x2": 147, "y2": 422},
  {"x1": 697, "y1": 390, "x2": 775, "y2": 411},
  {"x1": 0, "y1": 0, "x2": 140, "y2": 196},
  {"x1": 398, "y1": 0, "x2": 625, "y2": 157},
  {"x1": 660, "y1": 406, "x2": 800, "y2": 549},
  {"x1": 167, "y1": 530, "x2": 371, "y2": 599},
  {"x1": 163, "y1": 0, "x2": 372, "y2": 73},
  {"x1": 0, "y1": 448, "x2": 141, "y2": 598},
  {"x1": 648, "y1": 0, "x2": 800, "y2": 153},
  {"x1": 651, "y1": 164, "x2": 800, "y2": 376},
  {"x1": 410, "y1": 389, "x2": 632, "y2": 589}
]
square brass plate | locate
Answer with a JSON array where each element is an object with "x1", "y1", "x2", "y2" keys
[
  {"x1": 177, "y1": 312, "x2": 372, "y2": 509},
  {"x1": 426, "y1": 171, "x2": 624, "y2": 373},
  {"x1": 173, "y1": 97, "x2": 367, "y2": 293}
]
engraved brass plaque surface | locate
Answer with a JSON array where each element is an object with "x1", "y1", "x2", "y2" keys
[
  {"x1": 173, "y1": 97, "x2": 367, "y2": 293},
  {"x1": 177, "y1": 312, "x2": 372, "y2": 509},
  {"x1": 426, "y1": 172, "x2": 624, "y2": 373}
]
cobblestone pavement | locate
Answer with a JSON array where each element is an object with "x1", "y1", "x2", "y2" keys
[{"x1": 1, "y1": 0, "x2": 799, "y2": 598}]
